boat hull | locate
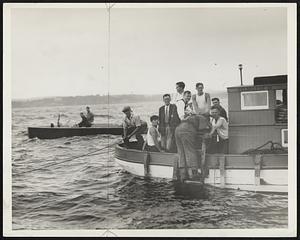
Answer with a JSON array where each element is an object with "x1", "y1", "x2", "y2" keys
[
  {"x1": 28, "y1": 124, "x2": 123, "y2": 139},
  {"x1": 114, "y1": 144, "x2": 288, "y2": 193}
]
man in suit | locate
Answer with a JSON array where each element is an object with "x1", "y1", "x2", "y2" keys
[{"x1": 159, "y1": 94, "x2": 181, "y2": 152}]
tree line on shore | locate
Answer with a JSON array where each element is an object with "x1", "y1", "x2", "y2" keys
[
  {"x1": 12, "y1": 94, "x2": 162, "y2": 108},
  {"x1": 12, "y1": 92, "x2": 227, "y2": 108}
]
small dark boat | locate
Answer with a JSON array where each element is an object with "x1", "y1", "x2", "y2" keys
[{"x1": 28, "y1": 123, "x2": 125, "y2": 139}]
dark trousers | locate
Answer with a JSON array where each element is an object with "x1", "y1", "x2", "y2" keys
[
  {"x1": 208, "y1": 136, "x2": 229, "y2": 154},
  {"x1": 124, "y1": 123, "x2": 147, "y2": 149},
  {"x1": 145, "y1": 144, "x2": 160, "y2": 152},
  {"x1": 78, "y1": 121, "x2": 92, "y2": 127},
  {"x1": 161, "y1": 125, "x2": 177, "y2": 152}
]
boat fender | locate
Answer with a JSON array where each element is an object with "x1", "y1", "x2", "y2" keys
[
  {"x1": 172, "y1": 158, "x2": 179, "y2": 180},
  {"x1": 143, "y1": 152, "x2": 150, "y2": 178},
  {"x1": 254, "y1": 155, "x2": 262, "y2": 186},
  {"x1": 219, "y1": 156, "x2": 226, "y2": 187}
]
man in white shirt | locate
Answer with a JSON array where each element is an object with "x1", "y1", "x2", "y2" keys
[
  {"x1": 176, "y1": 91, "x2": 193, "y2": 120},
  {"x1": 122, "y1": 106, "x2": 147, "y2": 149},
  {"x1": 144, "y1": 115, "x2": 162, "y2": 152},
  {"x1": 171, "y1": 81, "x2": 185, "y2": 104},
  {"x1": 191, "y1": 82, "x2": 211, "y2": 118},
  {"x1": 208, "y1": 106, "x2": 229, "y2": 153}
]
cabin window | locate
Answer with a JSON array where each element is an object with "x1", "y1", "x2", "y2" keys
[
  {"x1": 281, "y1": 129, "x2": 288, "y2": 147},
  {"x1": 240, "y1": 90, "x2": 269, "y2": 110},
  {"x1": 275, "y1": 89, "x2": 288, "y2": 123}
]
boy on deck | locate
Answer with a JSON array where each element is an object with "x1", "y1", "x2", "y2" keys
[{"x1": 144, "y1": 115, "x2": 162, "y2": 152}]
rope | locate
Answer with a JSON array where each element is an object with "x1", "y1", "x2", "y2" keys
[
  {"x1": 105, "y1": 2, "x2": 115, "y2": 231},
  {"x1": 242, "y1": 140, "x2": 287, "y2": 155},
  {"x1": 18, "y1": 140, "x2": 121, "y2": 175}
]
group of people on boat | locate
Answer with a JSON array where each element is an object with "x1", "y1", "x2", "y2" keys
[{"x1": 122, "y1": 81, "x2": 229, "y2": 180}]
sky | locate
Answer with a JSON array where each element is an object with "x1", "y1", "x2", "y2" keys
[{"x1": 9, "y1": 5, "x2": 287, "y2": 99}]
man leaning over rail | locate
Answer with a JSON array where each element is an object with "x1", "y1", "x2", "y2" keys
[{"x1": 175, "y1": 111, "x2": 210, "y2": 181}]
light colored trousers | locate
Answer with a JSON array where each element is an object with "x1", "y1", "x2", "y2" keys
[
  {"x1": 175, "y1": 123, "x2": 199, "y2": 169},
  {"x1": 161, "y1": 126, "x2": 174, "y2": 151}
]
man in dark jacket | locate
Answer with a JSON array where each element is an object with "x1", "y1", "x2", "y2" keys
[
  {"x1": 159, "y1": 94, "x2": 181, "y2": 152},
  {"x1": 78, "y1": 112, "x2": 92, "y2": 127},
  {"x1": 212, "y1": 97, "x2": 228, "y2": 121}
]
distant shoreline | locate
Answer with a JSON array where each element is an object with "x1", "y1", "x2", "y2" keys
[{"x1": 12, "y1": 92, "x2": 227, "y2": 108}]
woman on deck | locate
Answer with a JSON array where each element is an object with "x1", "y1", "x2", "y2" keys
[{"x1": 175, "y1": 112, "x2": 210, "y2": 181}]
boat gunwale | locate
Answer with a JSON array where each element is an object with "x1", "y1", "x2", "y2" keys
[
  {"x1": 115, "y1": 144, "x2": 288, "y2": 169},
  {"x1": 28, "y1": 126, "x2": 122, "y2": 130},
  {"x1": 115, "y1": 144, "x2": 288, "y2": 157}
]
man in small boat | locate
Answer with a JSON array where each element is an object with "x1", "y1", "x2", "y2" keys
[
  {"x1": 122, "y1": 106, "x2": 147, "y2": 149},
  {"x1": 208, "y1": 106, "x2": 229, "y2": 154},
  {"x1": 158, "y1": 94, "x2": 181, "y2": 152},
  {"x1": 77, "y1": 112, "x2": 92, "y2": 127},
  {"x1": 211, "y1": 97, "x2": 228, "y2": 121},
  {"x1": 86, "y1": 106, "x2": 95, "y2": 125},
  {"x1": 175, "y1": 112, "x2": 210, "y2": 181},
  {"x1": 171, "y1": 81, "x2": 185, "y2": 103},
  {"x1": 144, "y1": 115, "x2": 162, "y2": 152},
  {"x1": 176, "y1": 90, "x2": 193, "y2": 120},
  {"x1": 191, "y1": 82, "x2": 211, "y2": 119}
]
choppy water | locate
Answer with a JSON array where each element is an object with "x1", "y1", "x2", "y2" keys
[{"x1": 12, "y1": 101, "x2": 288, "y2": 230}]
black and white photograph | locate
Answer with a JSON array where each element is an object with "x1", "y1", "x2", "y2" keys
[{"x1": 3, "y1": 2, "x2": 297, "y2": 237}]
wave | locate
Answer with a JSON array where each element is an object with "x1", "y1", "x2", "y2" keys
[{"x1": 96, "y1": 114, "x2": 114, "y2": 118}]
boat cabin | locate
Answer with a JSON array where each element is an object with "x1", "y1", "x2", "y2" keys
[{"x1": 227, "y1": 75, "x2": 288, "y2": 154}]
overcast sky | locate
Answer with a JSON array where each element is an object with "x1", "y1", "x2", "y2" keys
[{"x1": 10, "y1": 5, "x2": 287, "y2": 99}]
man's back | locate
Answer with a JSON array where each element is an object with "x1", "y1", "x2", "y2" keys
[{"x1": 87, "y1": 111, "x2": 94, "y2": 123}]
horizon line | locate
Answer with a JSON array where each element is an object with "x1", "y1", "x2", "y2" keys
[{"x1": 12, "y1": 90, "x2": 228, "y2": 101}]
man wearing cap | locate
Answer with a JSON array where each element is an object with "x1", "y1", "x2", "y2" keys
[{"x1": 122, "y1": 106, "x2": 147, "y2": 149}]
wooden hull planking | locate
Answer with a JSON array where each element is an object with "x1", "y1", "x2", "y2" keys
[{"x1": 114, "y1": 144, "x2": 288, "y2": 193}]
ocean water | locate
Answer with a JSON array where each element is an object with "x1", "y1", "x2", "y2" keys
[{"x1": 11, "y1": 101, "x2": 288, "y2": 230}]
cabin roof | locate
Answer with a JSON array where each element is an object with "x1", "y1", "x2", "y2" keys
[
  {"x1": 227, "y1": 75, "x2": 287, "y2": 92},
  {"x1": 227, "y1": 83, "x2": 287, "y2": 92}
]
